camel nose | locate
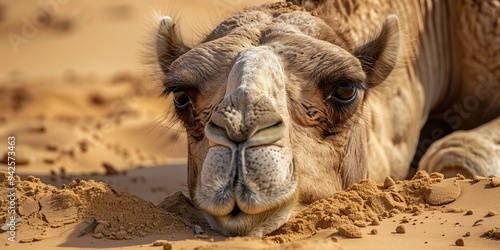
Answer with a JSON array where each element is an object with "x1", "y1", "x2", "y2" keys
[
  {"x1": 205, "y1": 47, "x2": 288, "y2": 147},
  {"x1": 205, "y1": 97, "x2": 285, "y2": 147}
]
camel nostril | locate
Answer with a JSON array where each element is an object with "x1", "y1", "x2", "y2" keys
[
  {"x1": 269, "y1": 121, "x2": 284, "y2": 129},
  {"x1": 209, "y1": 122, "x2": 226, "y2": 135},
  {"x1": 206, "y1": 105, "x2": 286, "y2": 146},
  {"x1": 205, "y1": 121, "x2": 234, "y2": 148}
]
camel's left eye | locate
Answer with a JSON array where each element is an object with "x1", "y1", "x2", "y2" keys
[
  {"x1": 326, "y1": 84, "x2": 357, "y2": 105},
  {"x1": 173, "y1": 91, "x2": 191, "y2": 108}
]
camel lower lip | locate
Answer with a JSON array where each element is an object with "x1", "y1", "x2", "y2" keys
[{"x1": 205, "y1": 198, "x2": 297, "y2": 237}]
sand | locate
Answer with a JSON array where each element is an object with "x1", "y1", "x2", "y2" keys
[
  {"x1": 0, "y1": 173, "x2": 191, "y2": 242},
  {"x1": 1, "y1": 170, "x2": 499, "y2": 249},
  {"x1": 0, "y1": 1, "x2": 499, "y2": 249}
]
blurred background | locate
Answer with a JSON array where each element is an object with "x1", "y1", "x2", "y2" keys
[{"x1": 0, "y1": 0, "x2": 275, "y2": 203}]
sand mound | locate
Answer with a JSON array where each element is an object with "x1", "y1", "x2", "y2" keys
[
  {"x1": 0, "y1": 172, "x2": 191, "y2": 242},
  {"x1": 2, "y1": 169, "x2": 499, "y2": 249},
  {"x1": 158, "y1": 191, "x2": 210, "y2": 230},
  {"x1": 266, "y1": 171, "x2": 460, "y2": 242}
]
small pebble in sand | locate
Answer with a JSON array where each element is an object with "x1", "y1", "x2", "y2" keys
[
  {"x1": 486, "y1": 211, "x2": 497, "y2": 217},
  {"x1": 33, "y1": 234, "x2": 44, "y2": 241},
  {"x1": 484, "y1": 228, "x2": 500, "y2": 239},
  {"x1": 152, "y1": 240, "x2": 169, "y2": 246},
  {"x1": 490, "y1": 177, "x2": 500, "y2": 187},
  {"x1": 455, "y1": 238, "x2": 464, "y2": 246},
  {"x1": 195, "y1": 234, "x2": 210, "y2": 239},
  {"x1": 473, "y1": 219, "x2": 483, "y2": 226},
  {"x1": 338, "y1": 224, "x2": 363, "y2": 238},
  {"x1": 330, "y1": 236, "x2": 338, "y2": 242},
  {"x1": 353, "y1": 220, "x2": 367, "y2": 227},
  {"x1": 370, "y1": 229, "x2": 378, "y2": 235},
  {"x1": 163, "y1": 243, "x2": 173, "y2": 250},
  {"x1": 79, "y1": 141, "x2": 88, "y2": 152},
  {"x1": 43, "y1": 158, "x2": 55, "y2": 164},
  {"x1": 19, "y1": 238, "x2": 33, "y2": 243},
  {"x1": 396, "y1": 225, "x2": 406, "y2": 234},
  {"x1": 92, "y1": 233, "x2": 104, "y2": 239},
  {"x1": 1, "y1": 152, "x2": 31, "y2": 165},
  {"x1": 102, "y1": 162, "x2": 119, "y2": 175},
  {"x1": 89, "y1": 93, "x2": 106, "y2": 105},
  {"x1": 464, "y1": 232, "x2": 470, "y2": 237},
  {"x1": 472, "y1": 176, "x2": 483, "y2": 182},
  {"x1": 384, "y1": 176, "x2": 396, "y2": 188},
  {"x1": 401, "y1": 217, "x2": 410, "y2": 223},
  {"x1": 30, "y1": 126, "x2": 47, "y2": 133},
  {"x1": 465, "y1": 209, "x2": 473, "y2": 215}
]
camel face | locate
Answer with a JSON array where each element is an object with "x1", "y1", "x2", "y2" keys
[
  {"x1": 197, "y1": 47, "x2": 297, "y2": 236},
  {"x1": 155, "y1": 4, "x2": 399, "y2": 237}
]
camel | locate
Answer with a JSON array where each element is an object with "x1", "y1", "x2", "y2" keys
[{"x1": 152, "y1": 0, "x2": 500, "y2": 237}]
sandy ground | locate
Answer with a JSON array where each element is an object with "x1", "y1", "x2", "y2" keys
[{"x1": 0, "y1": 1, "x2": 499, "y2": 249}]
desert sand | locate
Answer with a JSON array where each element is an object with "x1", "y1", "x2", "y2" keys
[{"x1": 0, "y1": 1, "x2": 499, "y2": 249}]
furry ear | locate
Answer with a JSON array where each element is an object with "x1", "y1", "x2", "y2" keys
[
  {"x1": 156, "y1": 16, "x2": 190, "y2": 74},
  {"x1": 355, "y1": 15, "x2": 400, "y2": 87}
]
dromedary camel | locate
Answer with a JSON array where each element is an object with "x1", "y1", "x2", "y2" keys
[{"x1": 152, "y1": 0, "x2": 500, "y2": 237}]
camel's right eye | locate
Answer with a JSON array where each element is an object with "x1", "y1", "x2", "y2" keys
[{"x1": 173, "y1": 91, "x2": 191, "y2": 108}]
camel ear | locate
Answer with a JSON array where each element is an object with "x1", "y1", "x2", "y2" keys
[
  {"x1": 156, "y1": 16, "x2": 190, "y2": 74},
  {"x1": 354, "y1": 15, "x2": 400, "y2": 87}
]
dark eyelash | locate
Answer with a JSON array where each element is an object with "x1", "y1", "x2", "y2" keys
[
  {"x1": 163, "y1": 83, "x2": 196, "y2": 97},
  {"x1": 345, "y1": 81, "x2": 367, "y2": 91},
  {"x1": 319, "y1": 77, "x2": 366, "y2": 95},
  {"x1": 163, "y1": 85, "x2": 181, "y2": 95},
  {"x1": 331, "y1": 79, "x2": 367, "y2": 92}
]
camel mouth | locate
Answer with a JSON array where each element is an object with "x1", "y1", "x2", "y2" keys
[
  {"x1": 229, "y1": 204, "x2": 242, "y2": 216},
  {"x1": 195, "y1": 159, "x2": 298, "y2": 236},
  {"x1": 197, "y1": 121, "x2": 296, "y2": 236},
  {"x1": 203, "y1": 192, "x2": 298, "y2": 237},
  {"x1": 196, "y1": 159, "x2": 297, "y2": 214}
]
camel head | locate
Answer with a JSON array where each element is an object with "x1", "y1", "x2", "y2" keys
[{"x1": 154, "y1": 3, "x2": 399, "y2": 237}]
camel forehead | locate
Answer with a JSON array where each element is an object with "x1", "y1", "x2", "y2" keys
[
  {"x1": 167, "y1": 8, "x2": 364, "y2": 92},
  {"x1": 205, "y1": 9, "x2": 326, "y2": 41},
  {"x1": 171, "y1": 32, "x2": 360, "y2": 83}
]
